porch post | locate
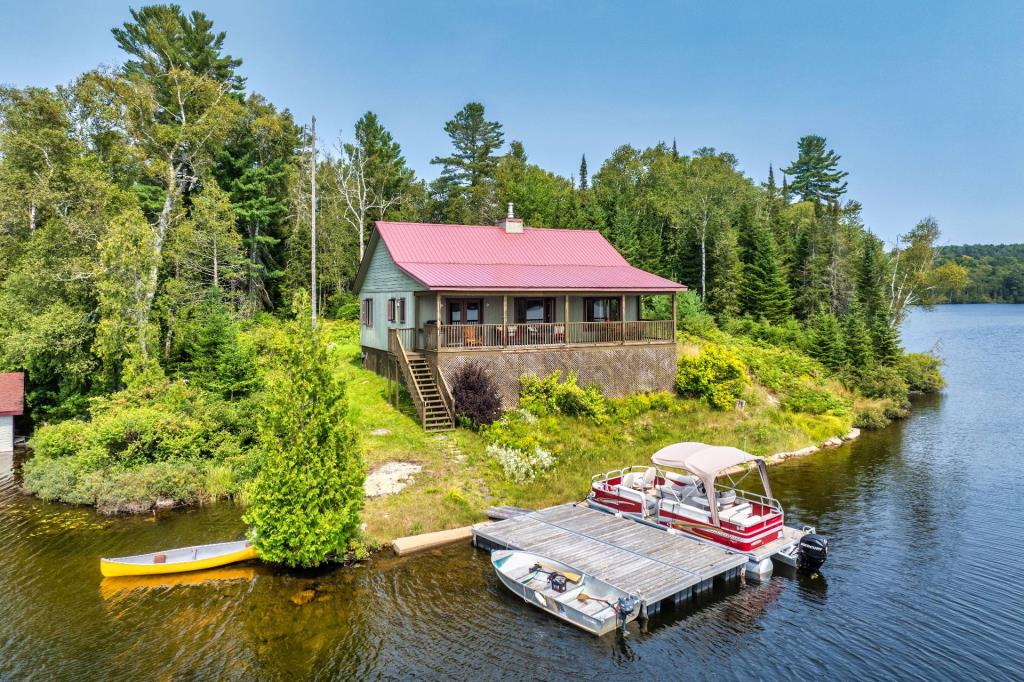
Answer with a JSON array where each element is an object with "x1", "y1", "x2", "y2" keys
[
  {"x1": 620, "y1": 294, "x2": 626, "y2": 344},
  {"x1": 502, "y1": 295, "x2": 508, "y2": 347},
  {"x1": 414, "y1": 293, "x2": 421, "y2": 349},
  {"x1": 672, "y1": 291, "x2": 678, "y2": 338},
  {"x1": 564, "y1": 295, "x2": 570, "y2": 344}
]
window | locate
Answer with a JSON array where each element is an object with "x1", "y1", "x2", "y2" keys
[
  {"x1": 515, "y1": 297, "x2": 555, "y2": 323},
  {"x1": 397, "y1": 298, "x2": 406, "y2": 324},
  {"x1": 387, "y1": 298, "x2": 396, "y2": 323},
  {"x1": 584, "y1": 297, "x2": 621, "y2": 322},
  {"x1": 361, "y1": 298, "x2": 374, "y2": 327},
  {"x1": 446, "y1": 298, "x2": 482, "y2": 325}
]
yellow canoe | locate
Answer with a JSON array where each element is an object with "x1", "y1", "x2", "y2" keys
[{"x1": 100, "y1": 540, "x2": 257, "y2": 577}]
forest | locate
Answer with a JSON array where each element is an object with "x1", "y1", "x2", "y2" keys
[
  {"x1": 936, "y1": 244, "x2": 1024, "y2": 303},
  {"x1": 0, "y1": 6, "x2": 962, "y2": 560}
]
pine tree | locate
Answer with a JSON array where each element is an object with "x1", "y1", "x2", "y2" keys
[
  {"x1": 842, "y1": 301, "x2": 873, "y2": 369},
  {"x1": 345, "y1": 111, "x2": 415, "y2": 205},
  {"x1": 808, "y1": 310, "x2": 845, "y2": 370},
  {"x1": 740, "y1": 220, "x2": 792, "y2": 323},
  {"x1": 578, "y1": 154, "x2": 589, "y2": 190},
  {"x1": 671, "y1": 138, "x2": 679, "y2": 159},
  {"x1": 857, "y1": 232, "x2": 889, "y2": 327},
  {"x1": 782, "y1": 135, "x2": 849, "y2": 205},
  {"x1": 112, "y1": 5, "x2": 245, "y2": 92},
  {"x1": 430, "y1": 102, "x2": 504, "y2": 223}
]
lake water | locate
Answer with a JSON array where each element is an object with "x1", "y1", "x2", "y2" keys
[{"x1": 2, "y1": 304, "x2": 1022, "y2": 680}]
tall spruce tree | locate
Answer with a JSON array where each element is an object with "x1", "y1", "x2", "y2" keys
[
  {"x1": 842, "y1": 301, "x2": 873, "y2": 369},
  {"x1": 782, "y1": 135, "x2": 848, "y2": 205},
  {"x1": 808, "y1": 310, "x2": 845, "y2": 370},
  {"x1": 740, "y1": 219, "x2": 792, "y2": 323},
  {"x1": 578, "y1": 154, "x2": 589, "y2": 190}
]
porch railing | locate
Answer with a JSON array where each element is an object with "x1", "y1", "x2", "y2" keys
[{"x1": 422, "y1": 320, "x2": 674, "y2": 351}]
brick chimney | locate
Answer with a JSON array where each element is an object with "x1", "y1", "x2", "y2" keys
[{"x1": 497, "y1": 202, "x2": 523, "y2": 233}]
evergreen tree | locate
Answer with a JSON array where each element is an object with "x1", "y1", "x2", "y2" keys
[
  {"x1": 706, "y1": 226, "x2": 742, "y2": 319},
  {"x1": 740, "y1": 219, "x2": 792, "y2": 323},
  {"x1": 842, "y1": 301, "x2": 873, "y2": 369},
  {"x1": 871, "y1": 315, "x2": 902, "y2": 366},
  {"x1": 808, "y1": 310, "x2": 845, "y2": 370},
  {"x1": 112, "y1": 4, "x2": 245, "y2": 92},
  {"x1": 856, "y1": 233, "x2": 889, "y2": 326},
  {"x1": 345, "y1": 111, "x2": 415, "y2": 210},
  {"x1": 180, "y1": 290, "x2": 259, "y2": 398},
  {"x1": 782, "y1": 135, "x2": 848, "y2": 205},
  {"x1": 671, "y1": 138, "x2": 679, "y2": 158},
  {"x1": 430, "y1": 102, "x2": 504, "y2": 223},
  {"x1": 243, "y1": 313, "x2": 365, "y2": 568},
  {"x1": 213, "y1": 95, "x2": 300, "y2": 311},
  {"x1": 578, "y1": 154, "x2": 589, "y2": 190}
]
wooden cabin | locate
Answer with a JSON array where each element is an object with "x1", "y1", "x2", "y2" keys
[
  {"x1": 0, "y1": 372, "x2": 24, "y2": 453},
  {"x1": 353, "y1": 210, "x2": 685, "y2": 431}
]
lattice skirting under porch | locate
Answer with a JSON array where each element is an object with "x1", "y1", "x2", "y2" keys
[{"x1": 432, "y1": 344, "x2": 677, "y2": 408}]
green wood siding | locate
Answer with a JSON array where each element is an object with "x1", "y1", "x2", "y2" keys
[{"x1": 358, "y1": 242, "x2": 425, "y2": 351}]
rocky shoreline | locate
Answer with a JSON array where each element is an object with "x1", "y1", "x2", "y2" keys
[{"x1": 763, "y1": 427, "x2": 861, "y2": 466}]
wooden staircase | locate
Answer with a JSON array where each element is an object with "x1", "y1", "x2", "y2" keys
[{"x1": 388, "y1": 329, "x2": 455, "y2": 432}]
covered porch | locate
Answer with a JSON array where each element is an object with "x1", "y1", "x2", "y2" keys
[{"x1": 402, "y1": 291, "x2": 678, "y2": 352}]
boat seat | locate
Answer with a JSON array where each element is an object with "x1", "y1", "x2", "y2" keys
[
  {"x1": 621, "y1": 472, "x2": 637, "y2": 489},
  {"x1": 717, "y1": 503, "x2": 753, "y2": 523},
  {"x1": 665, "y1": 472, "x2": 698, "y2": 488}
]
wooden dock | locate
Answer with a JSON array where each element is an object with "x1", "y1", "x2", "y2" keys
[{"x1": 473, "y1": 503, "x2": 748, "y2": 617}]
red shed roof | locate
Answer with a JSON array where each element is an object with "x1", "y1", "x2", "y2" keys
[
  {"x1": 369, "y1": 222, "x2": 685, "y2": 292},
  {"x1": 0, "y1": 372, "x2": 24, "y2": 417}
]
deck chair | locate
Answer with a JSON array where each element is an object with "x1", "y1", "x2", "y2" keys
[{"x1": 464, "y1": 325, "x2": 483, "y2": 347}]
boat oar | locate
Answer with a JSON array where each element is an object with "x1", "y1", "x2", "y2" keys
[
  {"x1": 529, "y1": 562, "x2": 582, "y2": 583},
  {"x1": 576, "y1": 593, "x2": 614, "y2": 607}
]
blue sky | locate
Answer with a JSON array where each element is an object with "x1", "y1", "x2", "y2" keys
[{"x1": 1, "y1": 1, "x2": 1021, "y2": 244}]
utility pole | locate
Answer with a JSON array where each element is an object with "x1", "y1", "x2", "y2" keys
[{"x1": 310, "y1": 114, "x2": 318, "y2": 328}]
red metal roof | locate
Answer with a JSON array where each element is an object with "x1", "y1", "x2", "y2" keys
[
  {"x1": 0, "y1": 372, "x2": 24, "y2": 417},
  {"x1": 374, "y1": 222, "x2": 685, "y2": 292}
]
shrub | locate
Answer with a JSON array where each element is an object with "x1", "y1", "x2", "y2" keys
[
  {"x1": 484, "y1": 411, "x2": 542, "y2": 453},
  {"x1": 675, "y1": 343, "x2": 748, "y2": 410},
  {"x1": 858, "y1": 366, "x2": 910, "y2": 404},
  {"x1": 676, "y1": 292, "x2": 718, "y2": 336},
  {"x1": 608, "y1": 391, "x2": 676, "y2": 419},
  {"x1": 243, "y1": 318, "x2": 365, "y2": 568},
  {"x1": 519, "y1": 371, "x2": 607, "y2": 422},
  {"x1": 898, "y1": 353, "x2": 945, "y2": 393},
  {"x1": 781, "y1": 383, "x2": 851, "y2": 416},
  {"x1": 854, "y1": 405, "x2": 890, "y2": 430},
  {"x1": 723, "y1": 317, "x2": 809, "y2": 349},
  {"x1": 451, "y1": 362, "x2": 503, "y2": 427},
  {"x1": 487, "y1": 443, "x2": 555, "y2": 482}
]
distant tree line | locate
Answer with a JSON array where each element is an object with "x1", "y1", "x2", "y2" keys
[{"x1": 936, "y1": 244, "x2": 1024, "y2": 303}]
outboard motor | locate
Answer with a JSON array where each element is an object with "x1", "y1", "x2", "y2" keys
[
  {"x1": 797, "y1": 533, "x2": 829, "y2": 572},
  {"x1": 615, "y1": 596, "x2": 638, "y2": 631}
]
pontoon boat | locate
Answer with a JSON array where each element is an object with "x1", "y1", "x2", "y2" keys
[{"x1": 588, "y1": 442, "x2": 828, "y2": 580}]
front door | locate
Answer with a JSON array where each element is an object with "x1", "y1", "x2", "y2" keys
[{"x1": 446, "y1": 298, "x2": 483, "y2": 325}]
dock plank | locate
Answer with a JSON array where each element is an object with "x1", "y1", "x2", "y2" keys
[{"x1": 474, "y1": 504, "x2": 747, "y2": 607}]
